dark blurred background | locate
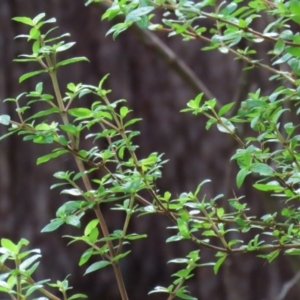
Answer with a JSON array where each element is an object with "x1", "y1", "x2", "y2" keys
[{"x1": 0, "y1": 0, "x2": 299, "y2": 299}]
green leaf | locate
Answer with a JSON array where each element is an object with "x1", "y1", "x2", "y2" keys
[
  {"x1": 56, "y1": 57, "x2": 89, "y2": 68},
  {"x1": 253, "y1": 181, "x2": 282, "y2": 192},
  {"x1": 124, "y1": 118, "x2": 142, "y2": 127},
  {"x1": 19, "y1": 70, "x2": 47, "y2": 83},
  {"x1": 168, "y1": 258, "x2": 188, "y2": 263},
  {"x1": 29, "y1": 28, "x2": 40, "y2": 41},
  {"x1": 68, "y1": 108, "x2": 92, "y2": 118},
  {"x1": 84, "y1": 261, "x2": 111, "y2": 274},
  {"x1": 236, "y1": 168, "x2": 249, "y2": 188},
  {"x1": 79, "y1": 248, "x2": 93, "y2": 266},
  {"x1": 84, "y1": 219, "x2": 98, "y2": 236},
  {"x1": 251, "y1": 163, "x2": 273, "y2": 176},
  {"x1": 41, "y1": 219, "x2": 64, "y2": 232},
  {"x1": 125, "y1": 233, "x2": 147, "y2": 240},
  {"x1": 106, "y1": 23, "x2": 130, "y2": 39},
  {"x1": 37, "y1": 149, "x2": 68, "y2": 165},
  {"x1": 59, "y1": 124, "x2": 80, "y2": 136},
  {"x1": 285, "y1": 248, "x2": 300, "y2": 255},
  {"x1": 32, "y1": 13, "x2": 46, "y2": 25},
  {"x1": 120, "y1": 106, "x2": 130, "y2": 118},
  {"x1": 290, "y1": 0, "x2": 300, "y2": 24},
  {"x1": 68, "y1": 294, "x2": 88, "y2": 300},
  {"x1": 112, "y1": 250, "x2": 131, "y2": 262},
  {"x1": 220, "y1": 3, "x2": 237, "y2": 15},
  {"x1": 61, "y1": 188, "x2": 82, "y2": 196},
  {"x1": 217, "y1": 117, "x2": 235, "y2": 133},
  {"x1": 177, "y1": 219, "x2": 190, "y2": 238},
  {"x1": 1, "y1": 239, "x2": 18, "y2": 253},
  {"x1": 66, "y1": 214, "x2": 82, "y2": 228},
  {"x1": 286, "y1": 46, "x2": 300, "y2": 57},
  {"x1": 218, "y1": 102, "x2": 234, "y2": 117},
  {"x1": 0, "y1": 129, "x2": 19, "y2": 140},
  {"x1": 288, "y1": 58, "x2": 300, "y2": 76},
  {"x1": 53, "y1": 171, "x2": 73, "y2": 180},
  {"x1": 136, "y1": 15, "x2": 150, "y2": 29},
  {"x1": 26, "y1": 107, "x2": 60, "y2": 120},
  {"x1": 125, "y1": 6, "x2": 154, "y2": 22},
  {"x1": 0, "y1": 115, "x2": 11, "y2": 125},
  {"x1": 102, "y1": 6, "x2": 121, "y2": 21},
  {"x1": 274, "y1": 39, "x2": 285, "y2": 55},
  {"x1": 56, "y1": 42, "x2": 76, "y2": 52},
  {"x1": 216, "y1": 207, "x2": 224, "y2": 218},
  {"x1": 12, "y1": 16, "x2": 34, "y2": 26},
  {"x1": 213, "y1": 253, "x2": 227, "y2": 274},
  {"x1": 20, "y1": 254, "x2": 41, "y2": 270}
]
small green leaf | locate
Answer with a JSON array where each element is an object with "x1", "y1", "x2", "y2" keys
[
  {"x1": 20, "y1": 254, "x2": 41, "y2": 270},
  {"x1": 32, "y1": 13, "x2": 46, "y2": 25},
  {"x1": 56, "y1": 57, "x2": 89, "y2": 68},
  {"x1": 236, "y1": 168, "x2": 249, "y2": 188},
  {"x1": 106, "y1": 23, "x2": 130, "y2": 39},
  {"x1": 41, "y1": 219, "x2": 64, "y2": 232},
  {"x1": 37, "y1": 149, "x2": 68, "y2": 165},
  {"x1": 68, "y1": 294, "x2": 88, "y2": 300},
  {"x1": 125, "y1": 233, "x2": 147, "y2": 240},
  {"x1": 79, "y1": 248, "x2": 93, "y2": 266},
  {"x1": 136, "y1": 15, "x2": 150, "y2": 29},
  {"x1": 59, "y1": 124, "x2": 79, "y2": 136},
  {"x1": 0, "y1": 129, "x2": 19, "y2": 140},
  {"x1": 29, "y1": 28, "x2": 40, "y2": 41},
  {"x1": 251, "y1": 163, "x2": 273, "y2": 176},
  {"x1": 12, "y1": 16, "x2": 34, "y2": 26},
  {"x1": 0, "y1": 115, "x2": 11, "y2": 125},
  {"x1": 125, "y1": 6, "x2": 154, "y2": 22},
  {"x1": 218, "y1": 102, "x2": 234, "y2": 117},
  {"x1": 61, "y1": 188, "x2": 82, "y2": 196},
  {"x1": 84, "y1": 219, "x2": 98, "y2": 236},
  {"x1": 56, "y1": 42, "x2": 76, "y2": 52},
  {"x1": 220, "y1": 2, "x2": 237, "y2": 15},
  {"x1": 19, "y1": 70, "x2": 47, "y2": 83},
  {"x1": 213, "y1": 253, "x2": 227, "y2": 274},
  {"x1": 68, "y1": 108, "x2": 92, "y2": 118},
  {"x1": 290, "y1": 0, "x2": 300, "y2": 24},
  {"x1": 124, "y1": 118, "x2": 142, "y2": 127},
  {"x1": 253, "y1": 181, "x2": 282, "y2": 192},
  {"x1": 120, "y1": 106, "x2": 130, "y2": 118},
  {"x1": 217, "y1": 207, "x2": 224, "y2": 218},
  {"x1": 288, "y1": 58, "x2": 300, "y2": 76},
  {"x1": 286, "y1": 46, "x2": 300, "y2": 57},
  {"x1": 84, "y1": 261, "x2": 111, "y2": 274},
  {"x1": 26, "y1": 107, "x2": 60, "y2": 120},
  {"x1": 177, "y1": 219, "x2": 190, "y2": 238},
  {"x1": 1, "y1": 239, "x2": 18, "y2": 253},
  {"x1": 274, "y1": 39, "x2": 285, "y2": 55},
  {"x1": 112, "y1": 250, "x2": 131, "y2": 262},
  {"x1": 217, "y1": 117, "x2": 235, "y2": 133}
]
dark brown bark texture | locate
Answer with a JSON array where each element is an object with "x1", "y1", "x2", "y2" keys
[{"x1": 0, "y1": 1, "x2": 299, "y2": 299}]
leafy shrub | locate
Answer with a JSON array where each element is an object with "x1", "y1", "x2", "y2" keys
[{"x1": 1, "y1": 0, "x2": 300, "y2": 299}]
